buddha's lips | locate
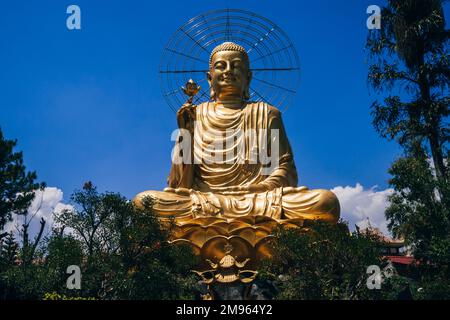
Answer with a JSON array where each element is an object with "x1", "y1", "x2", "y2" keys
[{"x1": 220, "y1": 75, "x2": 238, "y2": 83}]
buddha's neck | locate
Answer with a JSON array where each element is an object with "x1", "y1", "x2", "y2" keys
[{"x1": 214, "y1": 99, "x2": 245, "y2": 109}]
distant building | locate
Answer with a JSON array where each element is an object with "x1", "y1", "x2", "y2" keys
[{"x1": 361, "y1": 225, "x2": 417, "y2": 278}]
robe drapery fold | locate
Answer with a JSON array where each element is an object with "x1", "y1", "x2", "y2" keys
[{"x1": 168, "y1": 101, "x2": 298, "y2": 192}]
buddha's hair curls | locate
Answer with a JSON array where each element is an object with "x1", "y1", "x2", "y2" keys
[{"x1": 209, "y1": 42, "x2": 249, "y2": 69}]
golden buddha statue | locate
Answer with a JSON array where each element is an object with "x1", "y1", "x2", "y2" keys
[{"x1": 133, "y1": 42, "x2": 340, "y2": 224}]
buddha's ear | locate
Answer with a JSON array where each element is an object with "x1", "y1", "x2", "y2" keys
[{"x1": 206, "y1": 72, "x2": 215, "y2": 100}]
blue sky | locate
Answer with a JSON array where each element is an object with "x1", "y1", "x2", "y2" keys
[{"x1": 0, "y1": 0, "x2": 419, "y2": 204}]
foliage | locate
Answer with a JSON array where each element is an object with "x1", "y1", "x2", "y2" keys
[
  {"x1": 0, "y1": 183, "x2": 198, "y2": 300},
  {"x1": 367, "y1": 0, "x2": 448, "y2": 180},
  {"x1": 0, "y1": 232, "x2": 18, "y2": 266},
  {"x1": 258, "y1": 221, "x2": 393, "y2": 300},
  {"x1": 366, "y1": 0, "x2": 449, "y2": 299},
  {"x1": 0, "y1": 127, "x2": 45, "y2": 232},
  {"x1": 43, "y1": 292, "x2": 96, "y2": 300}
]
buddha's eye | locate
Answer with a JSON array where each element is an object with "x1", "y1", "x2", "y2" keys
[{"x1": 214, "y1": 62, "x2": 226, "y2": 70}]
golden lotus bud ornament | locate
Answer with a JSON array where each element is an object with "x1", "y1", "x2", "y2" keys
[{"x1": 182, "y1": 79, "x2": 200, "y2": 103}]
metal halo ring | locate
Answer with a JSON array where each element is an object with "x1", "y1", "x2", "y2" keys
[{"x1": 159, "y1": 8, "x2": 301, "y2": 112}]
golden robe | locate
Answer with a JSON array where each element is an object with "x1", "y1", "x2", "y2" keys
[{"x1": 134, "y1": 102, "x2": 340, "y2": 223}]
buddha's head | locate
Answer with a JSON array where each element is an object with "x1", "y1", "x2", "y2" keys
[{"x1": 207, "y1": 42, "x2": 252, "y2": 102}]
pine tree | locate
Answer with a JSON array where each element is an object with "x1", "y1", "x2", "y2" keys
[
  {"x1": 0, "y1": 127, "x2": 45, "y2": 234},
  {"x1": 1, "y1": 232, "x2": 18, "y2": 265}
]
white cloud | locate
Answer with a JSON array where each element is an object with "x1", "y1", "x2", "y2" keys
[
  {"x1": 332, "y1": 183, "x2": 394, "y2": 235},
  {"x1": 4, "y1": 187, "x2": 73, "y2": 242}
]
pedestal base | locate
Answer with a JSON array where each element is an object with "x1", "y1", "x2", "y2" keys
[{"x1": 167, "y1": 215, "x2": 307, "y2": 299}]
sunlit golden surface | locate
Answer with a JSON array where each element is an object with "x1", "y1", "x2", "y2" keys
[{"x1": 133, "y1": 42, "x2": 340, "y2": 284}]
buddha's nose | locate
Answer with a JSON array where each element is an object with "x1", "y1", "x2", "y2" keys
[{"x1": 224, "y1": 63, "x2": 232, "y2": 74}]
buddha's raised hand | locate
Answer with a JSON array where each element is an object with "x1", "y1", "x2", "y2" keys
[{"x1": 176, "y1": 103, "x2": 196, "y2": 131}]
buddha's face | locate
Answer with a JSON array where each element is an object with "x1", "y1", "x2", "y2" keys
[{"x1": 207, "y1": 50, "x2": 252, "y2": 102}]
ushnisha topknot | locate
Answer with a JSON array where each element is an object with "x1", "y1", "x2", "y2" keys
[{"x1": 209, "y1": 42, "x2": 249, "y2": 69}]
